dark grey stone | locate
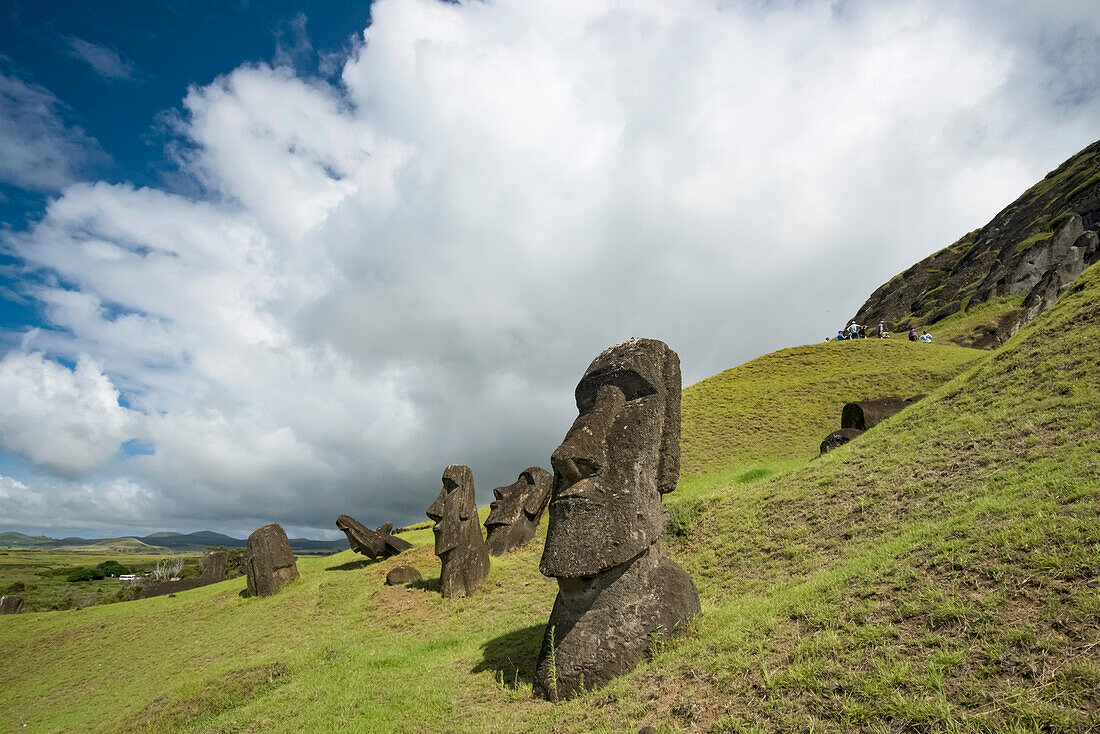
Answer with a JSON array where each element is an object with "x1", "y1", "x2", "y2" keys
[
  {"x1": 198, "y1": 548, "x2": 229, "y2": 583},
  {"x1": 484, "y1": 466, "x2": 552, "y2": 556},
  {"x1": 336, "y1": 514, "x2": 412, "y2": 559},
  {"x1": 840, "y1": 397, "x2": 911, "y2": 431},
  {"x1": 820, "y1": 427, "x2": 863, "y2": 454},
  {"x1": 0, "y1": 595, "x2": 23, "y2": 614},
  {"x1": 427, "y1": 464, "x2": 490, "y2": 598},
  {"x1": 385, "y1": 565, "x2": 423, "y2": 586},
  {"x1": 245, "y1": 523, "x2": 299, "y2": 597},
  {"x1": 534, "y1": 338, "x2": 700, "y2": 700},
  {"x1": 376, "y1": 522, "x2": 394, "y2": 535}
]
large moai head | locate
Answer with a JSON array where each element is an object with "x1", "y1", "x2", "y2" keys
[
  {"x1": 245, "y1": 523, "x2": 299, "y2": 597},
  {"x1": 540, "y1": 337, "x2": 681, "y2": 578},
  {"x1": 484, "y1": 466, "x2": 553, "y2": 555},
  {"x1": 426, "y1": 464, "x2": 490, "y2": 597}
]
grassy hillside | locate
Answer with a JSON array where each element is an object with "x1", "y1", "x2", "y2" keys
[
  {"x1": 680, "y1": 339, "x2": 981, "y2": 481},
  {"x1": 2, "y1": 266, "x2": 1098, "y2": 732}
]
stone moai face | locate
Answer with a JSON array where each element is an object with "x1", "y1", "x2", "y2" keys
[
  {"x1": 534, "y1": 338, "x2": 698, "y2": 701},
  {"x1": 484, "y1": 466, "x2": 552, "y2": 555},
  {"x1": 426, "y1": 464, "x2": 490, "y2": 597},
  {"x1": 540, "y1": 337, "x2": 681, "y2": 578}
]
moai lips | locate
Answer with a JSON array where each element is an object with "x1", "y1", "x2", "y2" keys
[
  {"x1": 484, "y1": 466, "x2": 552, "y2": 556},
  {"x1": 426, "y1": 464, "x2": 490, "y2": 598},
  {"x1": 534, "y1": 338, "x2": 700, "y2": 700}
]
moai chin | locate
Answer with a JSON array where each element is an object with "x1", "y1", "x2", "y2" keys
[
  {"x1": 533, "y1": 338, "x2": 700, "y2": 700},
  {"x1": 426, "y1": 464, "x2": 490, "y2": 598},
  {"x1": 484, "y1": 466, "x2": 552, "y2": 556}
]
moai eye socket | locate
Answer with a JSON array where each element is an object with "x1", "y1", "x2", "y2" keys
[{"x1": 576, "y1": 369, "x2": 656, "y2": 414}]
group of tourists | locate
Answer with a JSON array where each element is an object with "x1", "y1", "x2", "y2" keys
[{"x1": 830, "y1": 321, "x2": 932, "y2": 343}]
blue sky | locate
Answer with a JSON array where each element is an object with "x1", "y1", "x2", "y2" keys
[{"x1": 0, "y1": 0, "x2": 1097, "y2": 540}]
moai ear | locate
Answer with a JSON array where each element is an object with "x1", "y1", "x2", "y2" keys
[
  {"x1": 656, "y1": 346, "x2": 682, "y2": 495},
  {"x1": 522, "y1": 468, "x2": 552, "y2": 518}
]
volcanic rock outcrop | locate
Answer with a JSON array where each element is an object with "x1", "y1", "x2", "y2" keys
[
  {"x1": 245, "y1": 523, "x2": 299, "y2": 597},
  {"x1": 819, "y1": 427, "x2": 863, "y2": 454},
  {"x1": 0, "y1": 595, "x2": 24, "y2": 614},
  {"x1": 426, "y1": 465, "x2": 490, "y2": 598},
  {"x1": 484, "y1": 466, "x2": 552, "y2": 556},
  {"x1": 336, "y1": 515, "x2": 412, "y2": 559},
  {"x1": 533, "y1": 338, "x2": 700, "y2": 701}
]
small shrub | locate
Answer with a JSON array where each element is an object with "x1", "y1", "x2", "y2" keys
[
  {"x1": 97, "y1": 560, "x2": 130, "y2": 577},
  {"x1": 6, "y1": 581, "x2": 26, "y2": 593}
]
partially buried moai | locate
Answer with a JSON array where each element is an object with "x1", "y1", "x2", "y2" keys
[
  {"x1": 244, "y1": 523, "x2": 299, "y2": 597},
  {"x1": 426, "y1": 464, "x2": 490, "y2": 598},
  {"x1": 533, "y1": 338, "x2": 700, "y2": 701},
  {"x1": 484, "y1": 466, "x2": 552, "y2": 556}
]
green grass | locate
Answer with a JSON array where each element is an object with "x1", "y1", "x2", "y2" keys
[
  {"x1": 927, "y1": 294, "x2": 1026, "y2": 347},
  {"x1": 2, "y1": 266, "x2": 1099, "y2": 733},
  {"x1": 680, "y1": 339, "x2": 981, "y2": 477}
]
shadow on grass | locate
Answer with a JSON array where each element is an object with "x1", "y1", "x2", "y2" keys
[
  {"x1": 471, "y1": 623, "x2": 544, "y2": 688},
  {"x1": 408, "y1": 576, "x2": 442, "y2": 593},
  {"x1": 325, "y1": 558, "x2": 380, "y2": 571}
]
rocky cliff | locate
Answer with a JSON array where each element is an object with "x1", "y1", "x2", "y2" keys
[{"x1": 854, "y1": 140, "x2": 1100, "y2": 348}]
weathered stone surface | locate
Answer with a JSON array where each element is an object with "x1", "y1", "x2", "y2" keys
[
  {"x1": 385, "y1": 565, "x2": 422, "y2": 586},
  {"x1": 841, "y1": 397, "x2": 910, "y2": 431},
  {"x1": 137, "y1": 579, "x2": 209, "y2": 599},
  {"x1": 245, "y1": 523, "x2": 299, "y2": 597},
  {"x1": 336, "y1": 515, "x2": 412, "y2": 559},
  {"x1": 534, "y1": 338, "x2": 700, "y2": 700},
  {"x1": 426, "y1": 464, "x2": 490, "y2": 598},
  {"x1": 0, "y1": 595, "x2": 23, "y2": 614},
  {"x1": 820, "y1": 427, "x2": 863, "y2": 454},
  {"x1": 484, "y1": 466, "x2": 552, "y2": 556},
  {"x1": 199, "y1": 548, "x2": 229, "y2": 583},
  {"x1": 376, "y1": 522, "x2": 394, "y2": 535}
]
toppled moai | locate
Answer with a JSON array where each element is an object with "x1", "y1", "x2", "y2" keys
[
  {"x1": 819, "y1": 427, "x2": 863, "y2": 454},
  {"x1": 426, "y1": 464, "x2": 490, "y2": 598},
  {"x1": 534, "y1": 338, "x2": 700, "y2": 701},
  {"x1": 245, "y1": 523, "x2": 299, "y2": 597},
  {"x1": 841, "y1": 395, "x2": 924, "y2": 431},
  {"x1": 484, "y1": 466, "x2": 553, "y2": 556},
  {"x1": 198, "y1": 547, "x2": 229, "y2": 583},
  {"x1": 376, "y1": 522, "x2": 394, "y2": 535},
  {"x1": 336, "y1": 515, "x2": 412, "y2": 559},
  {"x1": 0, "y1": 595, "x2": 23, "y2": 614}
]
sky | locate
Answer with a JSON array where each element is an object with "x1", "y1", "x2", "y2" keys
[{"x1": 0, "y1": 0, "x2": 1098, "y2": 541}]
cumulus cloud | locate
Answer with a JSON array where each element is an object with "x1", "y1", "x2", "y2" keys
[
  {"x1": 0, "y1": 350, "x2": 135, "y2": 479},
  {"x1": 2, "y1": 0, "x2": 1099, "y2": 536},
  {"x1": 0, "y1": 62, "x2": 107, "y2": 192}
]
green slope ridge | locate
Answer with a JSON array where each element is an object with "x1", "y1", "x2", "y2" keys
[{"x1": 2, "y1": 267, "x2": 1098, "y2": 733}]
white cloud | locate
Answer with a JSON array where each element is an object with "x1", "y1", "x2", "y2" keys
[
  {"x1": 0, "y1": 63, "x2": 107, "y2": 192},
  {"x1": 2, "y1": 0, "x2": 1099, "y2": 536},
  {"x1": 0, "y1": 351, "x2": 135, "y2": 479},
  {"x1": 66, "y1": 38, "x2": 139, "y2": 83}
]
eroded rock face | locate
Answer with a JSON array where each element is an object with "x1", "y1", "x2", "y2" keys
[
  {"x1": 484, "y1": 466, "x2": 552, "y2": 556},
  {"x1": 385, "y1": 565, "x2": 422, "y2": 586},
  {"x1": 245, "y1": 523, "x2": 299, "y2": 597},
  {"x1": 336, "y1": 515, "x2": 412, "y2": 559},
  {"x1": 534, "y1": 338, "x2": 700, "y2": 700},
  {"x1": 199, "y1": 548, "x2": 229, "y2": 583},
  {"x1": 820, "y1": 427, "x2": 863, "y2": 454},
  {"x1": 426, "y1": 464, "x2": 490, "y2": 598},
  {"x1": 0, "y1": 595, "x2": 23, "y2": 614}
]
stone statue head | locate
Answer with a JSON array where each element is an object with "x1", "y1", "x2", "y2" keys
[
  {"x1": 484, "y1": 466, "x2": 552, "y2": 555},
  {"x1": 540, "y1": 338, "x2": 681, "y2": 578},
  {"x1": 426, "y1": 464, "x2": 478, "y2": 556}
]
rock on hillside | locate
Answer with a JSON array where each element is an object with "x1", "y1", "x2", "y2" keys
[{"x1": 854, "y1": 139, "x2": 1100, "y2": 348}]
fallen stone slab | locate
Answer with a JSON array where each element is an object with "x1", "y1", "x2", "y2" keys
[{"x1": 820, "y1": 427, "x2": 864, "y2": 454}]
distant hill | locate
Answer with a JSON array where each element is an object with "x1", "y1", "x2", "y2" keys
[
  {"x1": 0, "y1": 529, "x2": 349, "y2": 553},
  {"x1": 854, "y1": 139, "x2": 1100, "y2": 347}
]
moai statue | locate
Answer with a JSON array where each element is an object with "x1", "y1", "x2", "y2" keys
[
  {"x1": 426, "y1": 464, "x2": 490, "y2": 598},
  {"x1": 198, "y1": 547, "x2": 229, "y2": 583},
  {"x1": 533, "y1": 338, "x2": 700, "y2": 700},
  {"x1": 336, "y1": 515, "x2": 412, "y2": 559},
  {"x1": 0, "y1": 595, "x2": 24, "y2": 614},
  {"x1": 245, "y1": 523, "x2": 299, "y2": 597},
  {"x1": 484, "y1": 467, "x2": 553, "y2": 556}
]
